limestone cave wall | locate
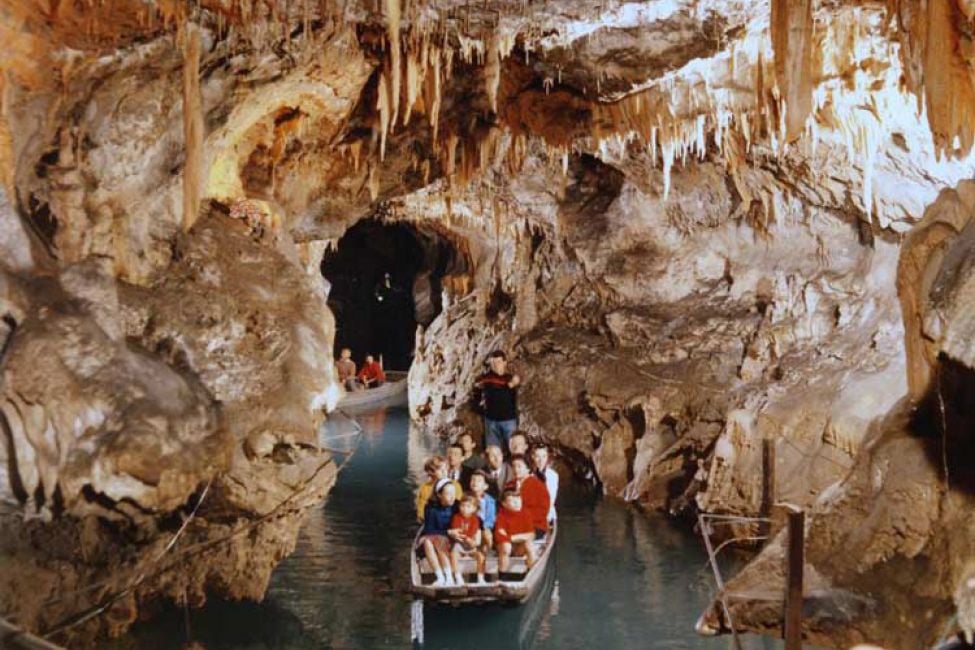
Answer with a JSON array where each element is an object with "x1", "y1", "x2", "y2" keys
[{"x1": 4, "y1": 0, "x2": 975, "y2": 646}]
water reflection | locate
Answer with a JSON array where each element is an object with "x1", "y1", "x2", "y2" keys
[{"x1": 117, "y1": 407, "x2": 779, "y2": 650}]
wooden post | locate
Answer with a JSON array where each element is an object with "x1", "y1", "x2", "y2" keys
[
  {"x1": 760, "y1": 438, "x2": 775, "y2": 542},
  {"x1": 784, "y1": 507, "x2": 805, "y2": 649}
]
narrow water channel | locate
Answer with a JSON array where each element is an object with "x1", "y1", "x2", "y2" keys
[{"x1": 117, "y1": 407, "x2": 779, "y2": 649}]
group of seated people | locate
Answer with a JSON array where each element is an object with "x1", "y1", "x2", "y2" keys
[
  {"x1": 335, "y1": 348, "x2": 386, "y2": 391},
  {"x1": 415, "y1": 430, "x2": 559, "y2": 587}
]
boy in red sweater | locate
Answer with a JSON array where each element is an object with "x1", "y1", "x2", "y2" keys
[
  {"x1": 504, "y1": 455, "x2": 550, "y2": 536},
  {"x1": 448, "y1": 495, "x2": 486, "y2": 585},
  {"x1": 494, "y1": 489, "x2": 537, "y2": 573}
]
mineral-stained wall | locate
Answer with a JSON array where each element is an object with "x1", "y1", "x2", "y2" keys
[{"x1": 2, "y1": 0, "x2": 975, "y2": 646}]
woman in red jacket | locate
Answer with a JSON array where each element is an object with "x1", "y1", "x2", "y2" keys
[{"x1": 504, "y1": 455, "x2": 550, "y2": 536}]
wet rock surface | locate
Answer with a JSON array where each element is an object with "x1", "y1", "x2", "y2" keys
[{"x1": 4, "y1": 0, "x2": 975, "y2": 646}]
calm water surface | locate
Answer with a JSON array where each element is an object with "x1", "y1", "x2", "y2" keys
[{"x1": 118, "y1": 406, "x2": 779, "y2": 650}]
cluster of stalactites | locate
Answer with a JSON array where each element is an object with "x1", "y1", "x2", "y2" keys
[
  {"x1": 887, "y1": 0, "x2": 975, "y2": 160},
  {"x1": 159, "y1": 0, "x2": 975, "y2": 229},
  {"x1": 357, "y1": 0, "x2": 929, "y2": 225},
  {"x1": 370, "y1": 2, "x2": 518, "y2": 159}
]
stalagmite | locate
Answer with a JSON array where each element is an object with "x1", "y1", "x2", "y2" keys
[{"x1": 181, "y1": 22, "x2": 204, "y2": 231}]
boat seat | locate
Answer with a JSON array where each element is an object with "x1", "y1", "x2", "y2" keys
[{"x1": 417, "y1": 540, "x2": 547, "y2": 580}]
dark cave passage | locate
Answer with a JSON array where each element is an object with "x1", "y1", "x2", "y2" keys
[{"x1": 321, "y1": 219, "x2": 466, "y2": 372}]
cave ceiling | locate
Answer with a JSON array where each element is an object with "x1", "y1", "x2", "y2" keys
[{"x1": 3, "y1": 0, "x2": 975, "y2": 247}]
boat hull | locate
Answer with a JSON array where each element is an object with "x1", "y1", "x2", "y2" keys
[
  {"x1": 410, "y1": 524, "x2": 557, "y2": 605},
  {"x1": 336, "y1": 372, "x2": 408, "y2": 410}
]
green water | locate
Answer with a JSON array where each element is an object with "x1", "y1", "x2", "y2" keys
[{"x1": 117, "y1": 406, "x2": 779, "y2": 650}]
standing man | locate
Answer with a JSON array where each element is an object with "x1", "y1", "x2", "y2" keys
[
  {"x1": 473, "y1": 350, "x2": 521, "y2": 450},
  {"x1": 336, "y1": 348, "x2": 357, "y2": 392}
]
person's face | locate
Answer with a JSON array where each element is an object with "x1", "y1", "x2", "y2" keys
[
  {"x1": 365, "y1": 355, "x2": 373, "y2": 364},
  {"x1": 512, "y1": 459, "x2": 530, "y2": 480},
  {"x1": 470, "y1": 475, "x2": 487, "y2": 495},
  {"x1": 447, "y1": 447, "x2": 463, "y2": 469},
  {"x1": 438, "y1": 484, "x2": 457, "y2": 506},
  {"x1": 432, "y1": 462, "x2": 447, "y2": 480},
  {"x1": 489, "y1": 356, "x2": 506, "y2": 374},
  {"x1": 459, "y1": 500, "x2": 476, "y2": 517},
  {"x1": 532, "y1": 448, "x2": 549, "y2": 470},
  {"x1": 340, "y1": 349, "x2": 351, "y2": 360},
  {"x1": 486, "y1": 446, "x2": 503, "y2": 469},
  {"x1": 459, "y1": 434, "x2": 475, "y2": 454},
  {"x1": 503, "y1": 495, "x2": 522, "y2": 511},
  {"x1": 509, "y1": 436, "x2": 527, "y2": 456}
]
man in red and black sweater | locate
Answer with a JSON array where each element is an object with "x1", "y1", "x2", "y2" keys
[{"x1": 473, "y1": 350, "x2": 521, "y2": 450}]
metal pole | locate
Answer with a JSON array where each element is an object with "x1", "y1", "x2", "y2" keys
[
  {"x1": 784, "y1": 507, "x2": 805, "y2": 649},
  {"x1": 698, "y1": 514, "x2": 744, "y2": 650}
]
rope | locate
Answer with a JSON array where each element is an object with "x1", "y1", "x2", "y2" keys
[
  {"x1": 43, "y1": 476, "x2": 214, "y2": 637},
  {"x1": 42, "y1": 414, "x2": 365, "y2": 640}
]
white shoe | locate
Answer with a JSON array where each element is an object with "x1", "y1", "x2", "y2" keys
[
  {"x1": 444, "y1": 573, "x2": 455, "y2": 587},
  {"x1": 454, "y1": 572, "x2": 466, "y2": 585},
  {"x1": 476, "y1": 575, "x2": 487, "y2": 585},
  {"x1": 433, "y1": 570, "x2": 446, "y2": 586}
]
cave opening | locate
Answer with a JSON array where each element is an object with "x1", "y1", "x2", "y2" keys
[{"x1": 321, "y1": 218, "x2": 466, "y2": 373}]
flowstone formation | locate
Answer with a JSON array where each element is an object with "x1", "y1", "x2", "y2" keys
[{"x1": 3, "y1": 0, "x2": 975, "y2": 646}]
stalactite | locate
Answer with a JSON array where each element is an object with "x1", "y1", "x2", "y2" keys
[
  {"x1": 385, "y1": 0, "x2": 401, "y2": 130},
  {"x1": 181, "y1": 22, "x2": 204, "y2": 232},
  {"x1": 771, "y1": 0, "x2": 815, "y2": 143},
  {"x1": 485, "y1": 32, "x2": 501, "y2": 114},
  {"x1": 377, "y1": 71, "x2": 391, "y2": 161},
  {"x1": 368, "y1": 164, "x2": 380, "y2": 200}
]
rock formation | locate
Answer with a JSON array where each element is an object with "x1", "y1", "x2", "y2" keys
[{"x1": 3, "y1": 0, "x2": 975, "y2": 646}]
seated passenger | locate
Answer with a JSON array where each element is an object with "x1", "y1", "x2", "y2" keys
[
  {"x1": 357, "y1": 354, "x2": 386, "y2": 388},
  {"x1": 508, "y1": 430, "x2": 529, "y2": 458},
  {"x1": 494, "y1": 489, "x2": 537, "y2": 573},
  {"x1": 448, "y1": 495, "x2": 486, "y2": 585},
  {"x1": 458, "y1": 431, "x2": 486, "y2": 485},
  {"x1": 482, "y1": 444, "x2": 509, "y2": 500},
  {"x1": 417, "y1": 479, "x2": 459, "y2": 587},
  {"x1": 468, "y1": 470, "x2": 496, "y2": 550},
  {"x1": 415, "y1": 455, "x2": 463, "y2": 522},
  {"x1": 504, "y1": 455, "x2": 550, "y2": 536},
  {"x1": 335, "y1": 348, "x2": 357, "y2": 392},
  {"x1": 531, "y1": 444, "x2": 559, "y2": 524},
  {"x1": 446, "y1": 443, "x2": 465, "y2": 483}
]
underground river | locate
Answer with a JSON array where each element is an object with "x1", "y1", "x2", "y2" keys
[{"x1": 114, "y1": 406, "x2": 779, "y2": 649}]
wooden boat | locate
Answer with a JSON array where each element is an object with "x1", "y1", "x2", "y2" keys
[
  {"x1": 410, "y1": 523, "x2": 557, "y2": 604},
  {"x1": 337, "y1": 370, "x2": 408, "y2": 409}
]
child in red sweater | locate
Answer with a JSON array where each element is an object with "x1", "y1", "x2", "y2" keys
[
  {"x1": 494, "y1": 489, "x2": 537, "y2": 573},
  {"x1": 504, "y1": 455, "x2": 550, "y2": 536},
  {"x1": 448, "y1": 495, "x2": 486, "y2": 585}
]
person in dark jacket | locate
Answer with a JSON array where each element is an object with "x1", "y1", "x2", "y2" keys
[
  {"x1": 417, "y1": 479, "x2": 459, "y2": 586},
  {"x1": 473, "y1": 350, "x2": 521, "y2": 449}
]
